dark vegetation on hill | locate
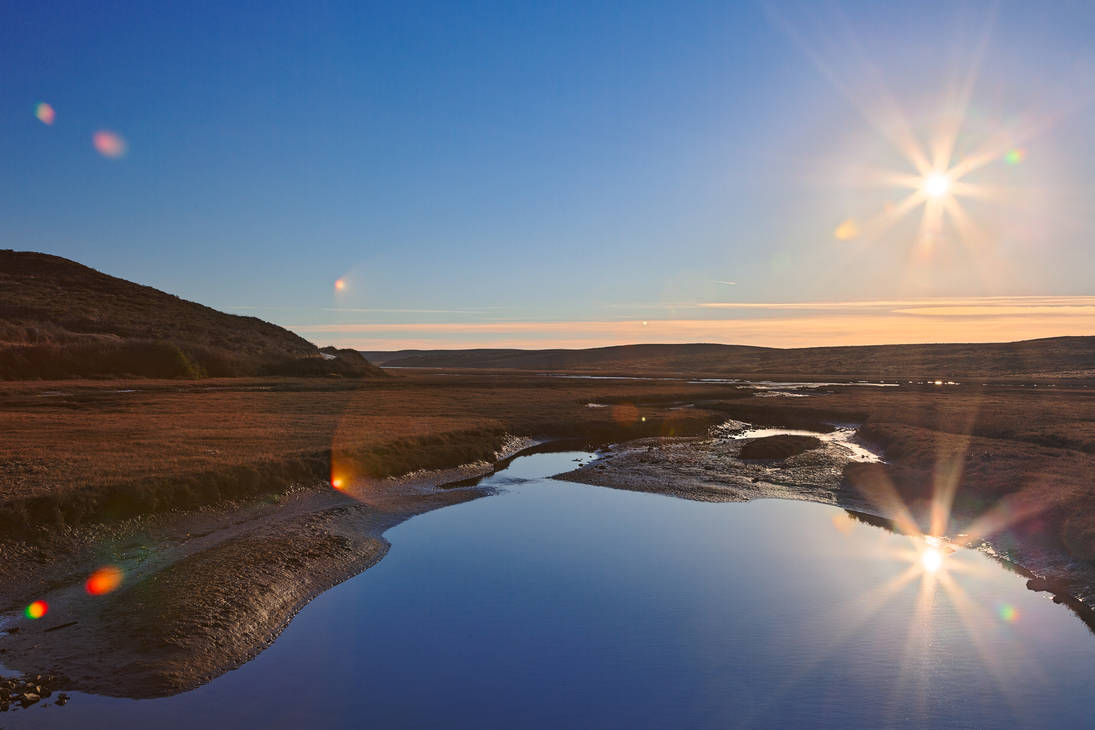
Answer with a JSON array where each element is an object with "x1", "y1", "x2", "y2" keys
[
  {"x1": 364, "y1": 336, "x2": 1095, "y2": 381},
  {"x1": 0, "y1": 251, "x2": 385, "y2": 379}
]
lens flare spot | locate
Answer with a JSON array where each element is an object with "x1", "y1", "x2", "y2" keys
[
  {"x1": 35, "y1": 102, "x2": 55, "y2": 125},
  {"x1": 85, "y1": 565, "x2": 124, "y2": 595},
  {"x1": 25, "y1": 600, "x2": 48, "y2": 620},
  {"x1": 998, "y1": 603, "x2": 1018, "y2": 622},
  {"x1": 611, "y1": 404, "x2": 639, "y2": 425},
  {"x1": 833, "y1": 218, "x2": 859, "y2": 240},
  {"x1": 334, "y1": 279, "x2": 346, "y2": 291},
  {"x1": 1005, "y1": 149, "x2": 1025, "y2": 165},
  {"x1": 93, "y1": 130, "x2": 127, "y2": 159},
  {"x1": 331, "y1": 476, "x2": 344, "y2": 490}
]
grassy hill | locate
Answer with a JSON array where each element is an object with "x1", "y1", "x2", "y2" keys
[
  {"x1": 363, "y1": 337, "x2": 1095, "y2": 381},
  {"x1": 0, "y1": 250, "x2": 385, "y2": 379}
]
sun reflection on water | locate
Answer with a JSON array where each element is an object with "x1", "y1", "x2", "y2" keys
[{"x1": 921, "y1": 544, "x2": 944, "y2": 573}]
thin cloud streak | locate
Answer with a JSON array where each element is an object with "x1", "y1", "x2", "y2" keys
[
  {"x1": 700, "y1": 296, "x2": 1095, "y2": 311},
  {"x1": 893, "y1": 306, "x2": 1095, "y2": 316}
]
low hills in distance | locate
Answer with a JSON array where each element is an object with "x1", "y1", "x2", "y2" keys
[
  {"x1": 3, "y1": 250, "x2": 1090, "y2": 382},
  {"x1": 0, "y1": 250, "x2": 385, "y2": 379},
  {"x1": 363, "y1": 336, "x2": 1095, "y2": 382}
]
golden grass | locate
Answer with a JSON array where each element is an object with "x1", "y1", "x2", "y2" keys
[{"x1": 0, "y1": 374, "x2": 735, "y2": 531}]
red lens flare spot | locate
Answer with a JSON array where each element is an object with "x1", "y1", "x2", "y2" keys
[
  {"x1": 85, "y1": 565, "x2": 124, "y2": 595},
  {"x1": 93, "y1": 130, "x2": 127, "y2": 158},
  {"x1": 35, "y1": 102, "x2": 55, "y2": 125},
  {"x1": 25, "y1": 600, "x2": 48, "y2": 620}
]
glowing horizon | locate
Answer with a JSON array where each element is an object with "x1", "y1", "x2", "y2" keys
[{"x1": 283, "y1": 295, "x2": 1095, "y2": 350}]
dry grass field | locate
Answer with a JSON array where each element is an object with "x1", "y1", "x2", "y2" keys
[
  {"x1": 0, "y1": 374, "x2": 740, "y2": 532},
  {"x1": 3, "y1": 373, "x2": 1091, "y2": 565}
]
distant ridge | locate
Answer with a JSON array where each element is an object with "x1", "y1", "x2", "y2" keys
[
  {"x1": 362, "y1": 337, "x2": 1095, "y2": 380},
  {"x1": 0, "y1": 250, "x2": 385, "y2": 379}
]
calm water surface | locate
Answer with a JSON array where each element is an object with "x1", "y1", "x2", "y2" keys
[{"x1": 9, "y1": 451, "x2": 1095, "y2": 728}]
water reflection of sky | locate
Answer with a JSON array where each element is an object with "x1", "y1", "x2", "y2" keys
[{"x1": 8, "y1": 451, "x2": 1094, "y2": 728}]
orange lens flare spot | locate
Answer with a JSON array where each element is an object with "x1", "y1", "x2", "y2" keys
[
  {"x1": 334, "y1": 279, "x2": 346, "y2": 291},
  {"x1": 833, "y1": 218, "x2": 859, "y2": 240},
  {"x1": 611, "y1": 404, "x2": 639, "y2": 425},
  {"x1": 831, "y1": 512, "x2": 855, "y2": 534},
  {"x1": 85, "y1": 565, "x2": 124, "y2": 595},
  {"x1": 93, "y1": 130, "x2": 127, "y2": 158},
  {"x1": 25, "y1": 600, "x2": 48, "y2": 619},
  {"x1": 35, "y1": 102, "x2": 55, "y2": 125},
  {"x1": 331, "y1": 477, "x2": 344, "y2": 490}
]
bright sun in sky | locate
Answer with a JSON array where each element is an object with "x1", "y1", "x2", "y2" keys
[{"x1": 923, "y1": 173, "x2": 951, "y2": 199}]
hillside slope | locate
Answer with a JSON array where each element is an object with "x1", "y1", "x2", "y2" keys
[
  {"x1": 0, "y1": 250, "x2": 385, "y2": 379},
  {"x1": 364, "y1": 337, "x2": 1095, "y2": 380}
]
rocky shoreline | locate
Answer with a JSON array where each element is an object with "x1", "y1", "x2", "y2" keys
[{"x1": 557, "y1": 425, "x2": 1095, "y2": 626}]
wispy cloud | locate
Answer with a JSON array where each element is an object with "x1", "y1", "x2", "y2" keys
[
  {"x1": 699, "y1": 295, "x2": 1095, "y2": 311},
  {"x1": 893, "y1": 305, "x2": 1095, "y2": 316}
]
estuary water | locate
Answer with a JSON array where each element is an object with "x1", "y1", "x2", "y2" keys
[{"x1": 7, "y1": 450, "x2": 1095, "y2": 728}]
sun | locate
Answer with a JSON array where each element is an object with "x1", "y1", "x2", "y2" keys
[{"x1": 923, "y1": 173, "x2": 951, "y2": 199}]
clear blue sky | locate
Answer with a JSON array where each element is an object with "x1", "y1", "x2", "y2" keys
[{"x1": 4, "y1": 1, "x2": 1094, "y2": 348}]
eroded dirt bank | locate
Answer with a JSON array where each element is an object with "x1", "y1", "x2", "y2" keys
[{"x1": 0, "y1": 469, "x2": 497, "y2": 698}]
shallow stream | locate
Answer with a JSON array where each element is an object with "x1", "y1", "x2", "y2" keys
[{"x1": 5, "y1": 450, "x2": 1094, "y2": 728}]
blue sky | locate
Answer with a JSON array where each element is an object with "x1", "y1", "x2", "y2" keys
[{"x1": 4, "y1": 1, "x2": 1094, "y2": 348}]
